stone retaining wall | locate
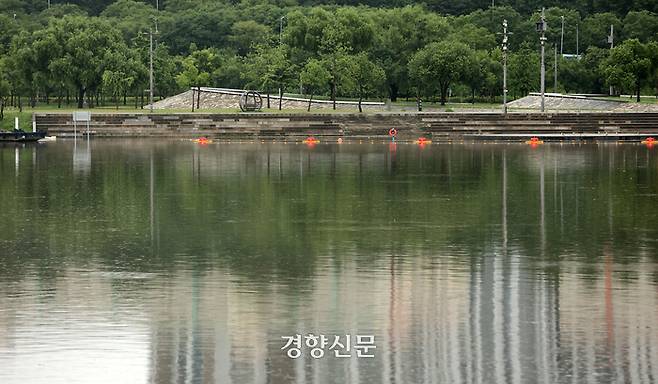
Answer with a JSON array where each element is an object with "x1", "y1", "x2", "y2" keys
[{"x1": 151, "y1": 88, "x2": 387, "y2": 112}]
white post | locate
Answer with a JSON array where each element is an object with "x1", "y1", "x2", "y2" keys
[
  {"x1": 14, "y1": 117, "x2": 19, "y2": 130},
  {"x1": 32, "y1": 114, "x2": 36, "y2": 133}
]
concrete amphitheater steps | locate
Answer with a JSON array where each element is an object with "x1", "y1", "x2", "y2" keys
[{"x1": 34, "y1": 112, "x2": 658, "y2": 141}]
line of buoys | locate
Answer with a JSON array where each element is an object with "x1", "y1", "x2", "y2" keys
[{"x1": 525, "y1": 136, "x2": 544, "y2": 145}]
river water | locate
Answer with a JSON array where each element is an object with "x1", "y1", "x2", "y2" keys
[{"x1": 0, "y1": 139, "x2": 656, "y2": 384}]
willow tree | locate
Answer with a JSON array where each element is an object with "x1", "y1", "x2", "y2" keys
[
  {"x1": 33, "y1": 16, "x2": 132, "y2": 108},
  {"x1": 408, "y1": 40, "x2": 475, "y2": 105}
]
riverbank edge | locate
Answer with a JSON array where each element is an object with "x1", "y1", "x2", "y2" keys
[{"x1": 34, "y1": 111, "x2": 658, "y2": 141}]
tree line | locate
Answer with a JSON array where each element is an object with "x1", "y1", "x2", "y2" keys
[{"x1": 1, "y1": 0, "x2": 658, "y2": 115}]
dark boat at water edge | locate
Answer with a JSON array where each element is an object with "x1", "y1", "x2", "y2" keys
[{"x1": 0, "y1": 130, "x2": 47, "y2": 142}]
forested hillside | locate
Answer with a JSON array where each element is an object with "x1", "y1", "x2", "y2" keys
[{"x1": 0, "y1": 0, "x2": 657, "y2": 111}]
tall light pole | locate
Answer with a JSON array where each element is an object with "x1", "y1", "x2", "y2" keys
[
  {"x1": 560, "y1": 16, "x2": 565, "y2": 55},
  {"x1": 502, "y1": 19, "x2": 510, "y2": 115},
  {"x1": 279, "y1": 16, "x2": 286, "y2": 46},
  {"x1": 608, "y1": 24, "x2": 614, "y2": 96},
  {"x1": 149, "y1": 27, "x2": 154, "y2": 113},
  {"x1": 576, "y1": 22, "x2": 579, "y2": 55},
  {"x1": 47, "y1": 0, "x2": 50, "y2": 9},
  {"x1": 554, "y1": 43, "x2": 558, "y2": 93},
  {"x1": 536, "y1": 8, "x2": 548, "y2": 112}
]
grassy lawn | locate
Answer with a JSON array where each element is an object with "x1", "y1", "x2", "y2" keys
[{"x1": 0, "y1": 111, "x2": 34, "y2": 131}]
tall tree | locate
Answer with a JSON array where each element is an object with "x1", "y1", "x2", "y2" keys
[
  {"x1": 408, "y1": 41, "x2": 475, "y2": 105},
  {"x1": 300, "y1": 59, "x2": 330, "y2": 112},
  {"x1": 345, "y1": 53, "x2": 385, "y2": 112},
  {"x1": 601, "y1": 39, "x2": 652, "y2": 101},
  {"x1": 36, "y1": 16, "x2": 133, "y2": 108}
]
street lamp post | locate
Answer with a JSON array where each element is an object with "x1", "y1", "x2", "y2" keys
[
  {"x1": 279, "y1": 16, "x2": 286, "y2": 46},
  {"x1": 554, "y1": 43, "x2": 558, "y2": 93},
  {"x1": 536, "y1": 8, "x2": 548, "y2": 112},
  {"x1": 149, "y1": 27, "x2": 154, "y2": 113},
  {"x1": 560, "y1": 16, "x2": 565, "y2": 55},
  {"x1": 502, "y1": 19, "x2": 510, "y2": 115},
  {"x1": 608, "y1": 24, "x2": 614, "y2": 96},
  {"x1": 576, "y1": 22, "x2": 579, "y2": 55}
]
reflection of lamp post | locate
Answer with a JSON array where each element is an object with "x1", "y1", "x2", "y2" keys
[{"x1": 536, "y1": 8, "x2": 548, "y2": 112}]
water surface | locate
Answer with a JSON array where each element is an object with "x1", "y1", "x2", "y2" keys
[{"x1": 0, "y1": 140, "x2": 657, "y2": 384}]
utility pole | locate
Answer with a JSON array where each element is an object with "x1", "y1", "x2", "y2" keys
[
  {"x1": 149, "y1": 28, "x2": 154, "y2": 113},
  {"x1": 155, "y1": 0, "x2": 158, "y2": 11},
  {"x1": 536, "y1": 8, "x2": 548, "y2": 112},
  {"x1": 560, "y1": 16, "x2": 565, "y2": 55},
  {"x1": 47, "y1": 0, "x2": 50, "y2": 9},
  {"x1": 502, "y1": 19, "x2": 510, "y2": 115}
]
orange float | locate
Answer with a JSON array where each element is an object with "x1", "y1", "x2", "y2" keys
[
  {"x1": 525, "y1": 136, "x2": 544, "y2": 145},
  {"x1": 641, "y1": 137, "x2": 655, "y2": 145},
  {"x1": 303, "y1": 136, "x2": 320, "y2": 144},
  {"x1": 193, "y1": 137, "x2": 212, "y2": 144},
  {"x1": 414, "y1": 137, "x2": 432, "y2": 145}
]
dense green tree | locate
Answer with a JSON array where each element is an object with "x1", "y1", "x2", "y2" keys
[
  {"x1": 581, "y1": 13, "x2": 622, "y2": 49},
  {"x1": 102, "y1": 47, "x2": 144, "y2": 109},
  {"x1": 100, "y1": 0, "x2": 158, "y2": 42},
  {"x1": 299, "y1": 59, "x2": 330, "y2": 111},
  {"x1": 465, "y1": 50, "x2": 502, "y2": 103},
  {"x1": 0, "y1": 58, "x2": 9, "y2": 119},
  {"x1": 243, "y1": 44, "x2": 293, "y2": 109},
  {"x1": 345, "y1": 53, "x2": 385, "y2": 112},
  {"x1": 229, "y1": 20, "x2": 273, "y2": 56},
  {"x1": 175, "y1": 47, "x2": 218, "y2": 89},
  {"x1": 529, "y1": 7, "x2": 582, "y2": 54},
  {"x1": 160, "y1": 4, "x2": 237, "y2": 54},
  {"x1": 509, "y1": 42, "x2": 539, "y2": 98},
  {"x1": 408, "y1": 41, "x2": 475, "y2": 105},
  {"x1": 601, "y1": 39, "x2": 653, "y2": 101},
  {"x1": 622, "y1": 11, "x2": 658, "y2": 42},
  {"x1": 210, "y1": 53, "x2": 244, "y2": 90},
  {"x1": 370, "y1": 6, "x2": 450, "y2": 101}
]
